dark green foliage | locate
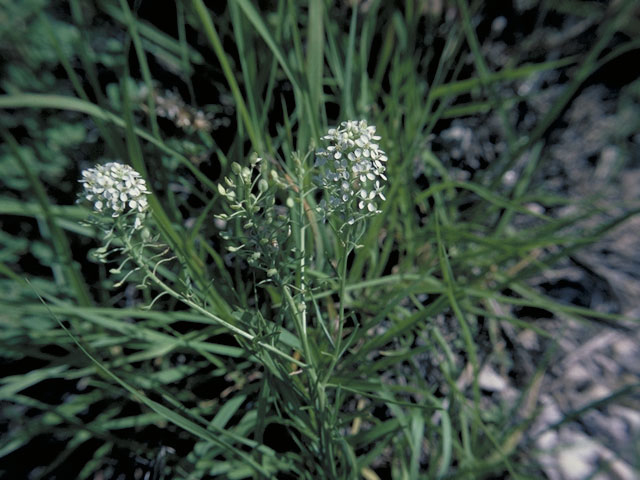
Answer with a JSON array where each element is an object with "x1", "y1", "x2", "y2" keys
[{"x1": 1, "y1": 1, "x2": 638, "y2": 479}]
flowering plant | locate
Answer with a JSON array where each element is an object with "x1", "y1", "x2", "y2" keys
[
  {"x1": 215, "y1": 155, "x2": 292, "y2": 277},
  {"x1": 73, "y1": 123, "x2": 390, "y2": 477},
  {"x1": 314, "y1": 120, "x2": 387, "y2": 230},
  {"x1": 78, "y1": 162, "x2": 150, "y2": 230}
]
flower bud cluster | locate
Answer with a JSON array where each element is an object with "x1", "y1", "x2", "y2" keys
[
  {"x1": 79, "y1": 162, "x2": 150, "y2": 230},
  {"x1": 314, "y1": 120, "x2": 387, "y2": 227},
  {"x1": 216, "y1": 156, "x2": 291, "y2": 273}
]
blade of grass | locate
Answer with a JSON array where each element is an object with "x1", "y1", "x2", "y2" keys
[
  {"x1": 0, "y1": 93, "x2": 217, "y2": 192},
  {"x1": 191, "y1": 0, "x2": 263, "y2": 152},
  {"x1": 1, "y1": 130, "x2": 92, "y2": 306},
  {"x1": 306, "y1": 0, "x2": 325, "y2": 134},
  {"x1": 434, "y1": 210, "x2": 481, "y2": 433},
  {"x1": 342, "y1": 5, "x2": 358, "y2": 118},
  {"x1": 457, "y1": 0, "x2": 517, "y2": 150},
  {"x1": 118, "y1": 0, "x2": 160, "y2": 138}
]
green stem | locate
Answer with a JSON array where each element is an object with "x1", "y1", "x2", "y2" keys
[
  {"x1": 322, "y1": 229, "x2": 351, "y2": 385},
  {"x1": 297, "y1": 158, "x2": 312, "y2": 363},
  {"x1": 337, "y1": 231, "x2": 350, "y2": 355},
  {"x1": 122, "y1": 236, "x2": 305, "y2": 367},
  {"x1": 283, "y1": 286, "x2": 313, "y2": 372}
]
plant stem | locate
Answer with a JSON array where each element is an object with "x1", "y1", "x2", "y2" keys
[
  {"x1": 123, "y1": 236, "x2": 305, "y2": 367},
  {"x1": 322, "y1": 229, "x2": 351, "y2": 385},
  {"x1": 337, "y1": 231, "x2": 350, "y2": 355},
  {"x1": 298, "y1": 157, "x2": 308, "y2": 352}
]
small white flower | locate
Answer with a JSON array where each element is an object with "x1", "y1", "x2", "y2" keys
[
  {"x1": 79, "y1": 162, "x2": 150, "y2": 229},
  {"x1": 314, "y1": 120, "x2": 387, "y2": 225}
]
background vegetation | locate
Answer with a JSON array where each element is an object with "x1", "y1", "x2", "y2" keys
[{"x1": 1, "y1": 0, "x2": 638, "y2": 478}]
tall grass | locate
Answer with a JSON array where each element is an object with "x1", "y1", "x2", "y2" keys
[{"x1": 0, "y1": 0, "x2": 638, "y2": 478}]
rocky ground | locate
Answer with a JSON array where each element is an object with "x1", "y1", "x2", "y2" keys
[
  {"x1": 524, "y1": 85, "x2": 640, "y2": 480},
  {"x1": 438, "y1": 73, "x2": 640, "y2": 479}
]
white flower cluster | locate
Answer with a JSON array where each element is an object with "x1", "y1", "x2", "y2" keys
[
  {"x1": 79, "y1": 162, "x2": 150, "y2": 229},
  {"x1": 315, "y1": 120, "x2": 387, "y2": 226}
]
